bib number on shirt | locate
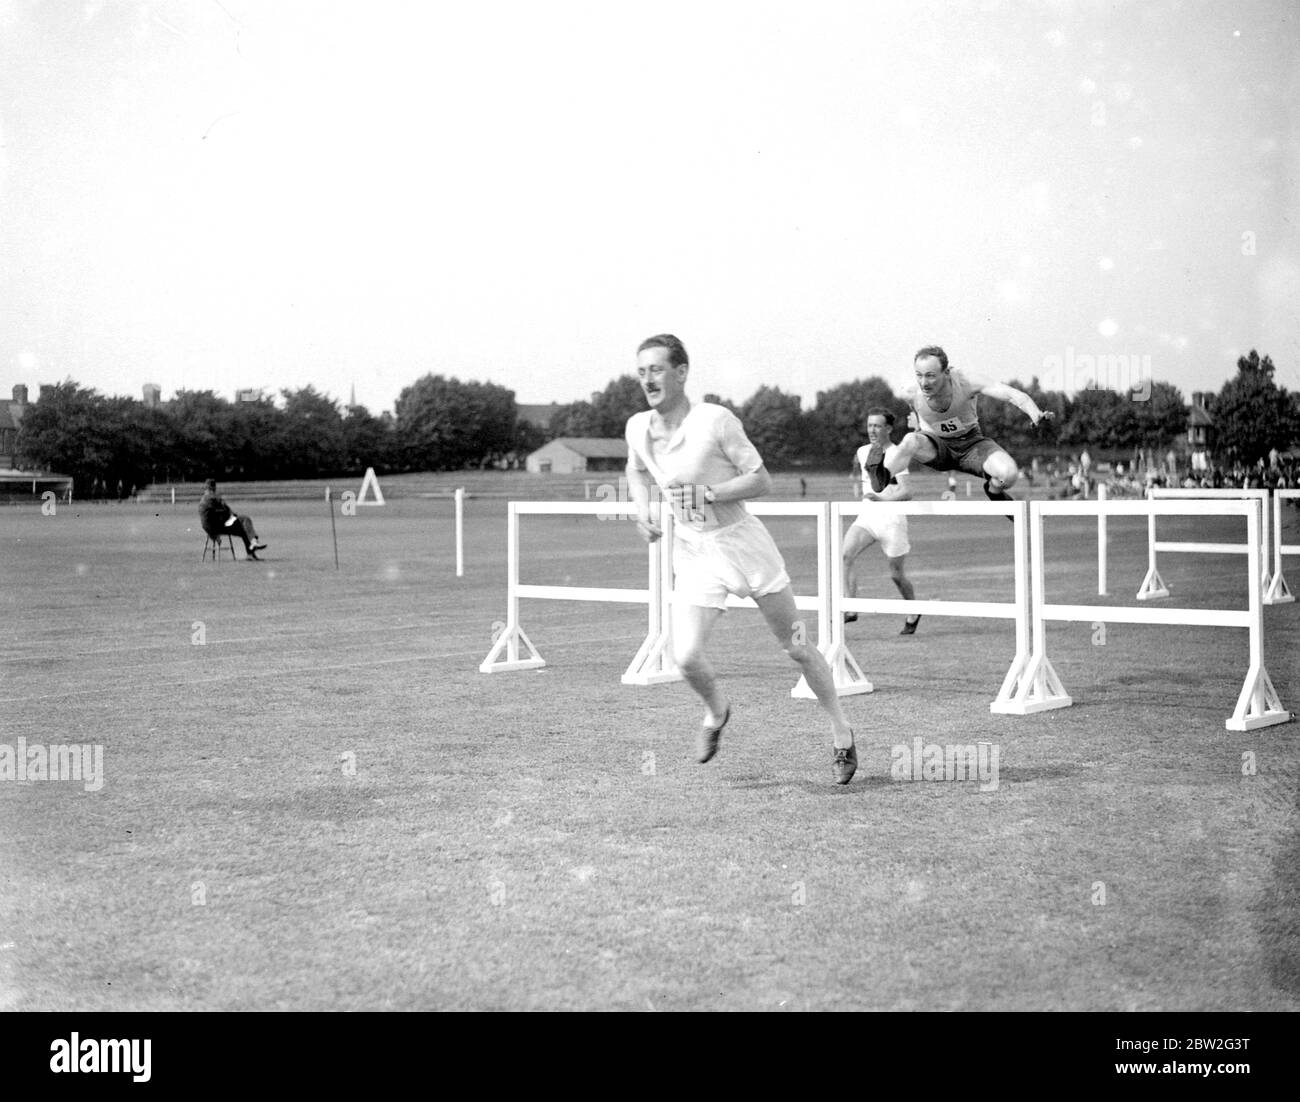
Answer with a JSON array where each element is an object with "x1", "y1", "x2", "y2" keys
[
  {"x1": 660, "y1": 484, "x2": 711, "y2": 529},
  {"x1": 939, "y1": 419, "x2": 959, "y2": 433},
  {"x1": 681, "y1": 484, "x2": 709, "y2": 527}
]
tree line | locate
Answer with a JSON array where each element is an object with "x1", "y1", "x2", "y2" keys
[{"x1": 14, "y1": 351, "x2": 1297, "y2": 492}]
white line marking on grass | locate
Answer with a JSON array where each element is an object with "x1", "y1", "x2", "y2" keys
[
  {"x1": 0, "y1": 607, "x2": 634, "y2": 664},
  {"x1": 0, "y1": 634, "x2": 644, "y2": 704}
]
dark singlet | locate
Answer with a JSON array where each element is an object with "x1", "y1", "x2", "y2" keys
[{"x1": 862, "y1": 443, "x2": 897, "y2": 495}]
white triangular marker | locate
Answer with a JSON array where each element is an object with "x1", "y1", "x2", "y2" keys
[{"x1": 357, "y1": 467, "x2": 385, "y2": 506}]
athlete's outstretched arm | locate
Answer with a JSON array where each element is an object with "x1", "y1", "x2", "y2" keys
[{"x1": 973, "y1": 379, "x2": 1052, "y2": 426}]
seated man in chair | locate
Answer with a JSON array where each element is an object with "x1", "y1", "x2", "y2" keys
[{"x1": 199, "y1": 478, "x2": 267, "y2": 560}]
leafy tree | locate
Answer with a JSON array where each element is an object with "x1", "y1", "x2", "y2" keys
[
  {"x1": 15, "y1": 381, "x2": 115, "y2": 494},
  {"x1": 228, "y1": 397, "x2": 291, "y2": 480},
  {"x1": 168, "y1": 389, "x2": 239, "y2": 480},
  {"x1": 1058, "y1": 387, "x2": 1140, "y2": 450},
  {"x1": 462, "y1": 379, "x2": 519, "y2": 467},
  {"x1": 280, "y1": 386, "x2": 346, "y2": 477},
  {"x1": 1132, "y1": 381, "x2": 1187, "y2": 449},
  {"x1": 510, "y1": 417, "x2": 547, "y2": 464},
  {"x1": 740, "y1": 385, "x2": 806, "y2": 468},
  {"x1": 808, "y1": 377, "x2": 906, "y2": 466},
  {"x1": 342, "y1": 405, "x2": 397, "y2": 473},
  {"x1": 701, "y1": 392, "x2": 740, "y2": 415},
  {"x1": 549, "y1": 400, "x2": 601, "y2": 438},
  {"x1": 394, "y1": 375, "x2": 518, "y2": 470},
  {"x1": 548, "y1": 376, "x2": 647, "y2": 439},
  {"x1": 1212, "y1": 350, "x2": 1299, "y2": 464},
  {"x1": 589, "y1": 375, "x2": 648, "y2": 436}
]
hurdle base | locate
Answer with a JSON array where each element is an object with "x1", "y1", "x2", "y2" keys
[
  {"x1": 483, "y1": 658, "x2": 547, "y2": 673},
  {"x1": 1226, "y1": 664, "x2": 1292, "y2": 731},
  {"x1": 990, "y1": 652, "x2": 1072, "y2": 715},
  {"x1": 479, "y1": 622, "x2": 546, "y2": 674},
  {"x1": 1136, "y1": 566, "x2": 1169, "y2": 601},
  {"x1": 621, "y1": 630, "x2": 682, "y2": 686},
  {"x1": 622, "y1": 670, "x2": 682, "y2": 686},
  {"x1": 792, "y1": 639, "x2": 874, "y2": 699},
  {"x1": 1264, "y1": 569, "x2": 1294, "y2": 605}
]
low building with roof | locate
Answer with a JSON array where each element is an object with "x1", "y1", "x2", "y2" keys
[{"x1": 525, "y1": 437, "x2": 627, "y2": 474}]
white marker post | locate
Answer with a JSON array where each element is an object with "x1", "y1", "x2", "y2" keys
[
  {"x1": 327, "y1": 487, "x2": 339, "y2": 570},
  {"x1": 455, "y1": 487, "x2": 465, "y2": 578},
  {"x1": 1097, "y1": 482, "x2": 1108, "y2": 595}
]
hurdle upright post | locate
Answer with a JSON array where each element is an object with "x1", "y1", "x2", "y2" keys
[
  {"x1": 1266, "y1": 490, "x2": 1295, "y2": 602},
  {"x1": 1136, "y1": 488, "x2": 1169, "y2": 600},
  {"x1": 621, "y1": 507, "x2": 680, "y2": 685},
  {"x1": 479, "y1": 501, "x2": 545, "y2": 671},
  {"x1": 1228, "y1": 499, "x2": 1290, "y2": 730}
]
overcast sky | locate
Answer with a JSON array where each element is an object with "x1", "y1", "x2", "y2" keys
[{"x1": 1, "y1": 0, "x2": 1297, "y2": 415}]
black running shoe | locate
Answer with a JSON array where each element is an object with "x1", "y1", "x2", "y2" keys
[
  {"x1": 697, "y1": 705, "x2": 730, "y2": 763},
  {"x1": 984, "y1": 478, "x2": 1017, "y2": 523},
  {"x1": 983, "y1": 477, "x2": 1014, "y2": 503},
  {"x1": 843, "y1": 611, "x2": 858, "y2": 623},
  {"x1": 833, "y1": 742, "x2": 858, "y2": 785},
  {"x1": 900, "y1": 615, "x2": 921, "y2": 635}
]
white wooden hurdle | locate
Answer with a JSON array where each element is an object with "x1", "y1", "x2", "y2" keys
[
  {"x1": 478, "y1": 501, "x2": 682, "y2": 685},
  {"x1": 480, "y1": 495, "x2": 1291, "y2": 730},
  {"x1": 1004, "y1": 498, "x2": 1291, "y2": 731},
  {"x1": 1137, "y1": 488, "x2": 1274, "y2": 602},
  {"x1": 827, "y1": 500, "x2": 1032, "y2": 711},
  {"x1": 1265, "y1": 489, "x2": 1297, "y2": 603}
]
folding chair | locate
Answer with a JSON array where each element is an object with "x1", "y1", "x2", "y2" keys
[{"x1": 202, "y1": 528, "x2": 238, "y2": 562}]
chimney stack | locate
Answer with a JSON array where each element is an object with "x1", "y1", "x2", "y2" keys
[{"x1": 12, "y1": 384, "x2": 27, "y2": 404}]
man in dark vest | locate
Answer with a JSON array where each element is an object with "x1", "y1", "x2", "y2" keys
[{"x1": 844, "y1": 408, "x2": 920, "y2": 634}]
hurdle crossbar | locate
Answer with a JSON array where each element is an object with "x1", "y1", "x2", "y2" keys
[
  {"x1": 479, "y1": 501, "x2": 682, "y2": 684},
  {"x1": 829, "y1": 500, "x2": 1032, "y2": 710},
  {"x1": 1006, "y1": 498, "x2": 1291, "y2": 730},
  {"x1": 1139, "y1": 488, "x2": 1274, "y2": 602},
  {"x1": 1266, "y1": 489, "x2": 1298, "y2": 603}
]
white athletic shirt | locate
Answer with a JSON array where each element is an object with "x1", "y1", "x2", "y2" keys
[
  {"x1": 625, "y1": 402, "x2": 763, "y2": 535},
  {"x1": 902, "y1": 367, "x2": 983, "y2": 438}
]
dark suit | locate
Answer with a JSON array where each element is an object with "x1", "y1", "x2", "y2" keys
[{"x1": 199, "y1": 489, "x2": 260, "y2": 554}]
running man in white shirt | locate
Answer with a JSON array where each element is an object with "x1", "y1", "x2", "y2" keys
[
  {"x1": 883, "y1": 345, "x2": 1053, "y2": 501},
  {"x1": 843, "y1": 408, "x2": 921, "y2": 634},
  {"x1": 624, "y1": 334, "x2": 860, "y2": 784}
]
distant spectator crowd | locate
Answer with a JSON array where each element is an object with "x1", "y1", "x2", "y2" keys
[{"x1": 1038, "y1": 450, "x2": 1300, "y2": 501}]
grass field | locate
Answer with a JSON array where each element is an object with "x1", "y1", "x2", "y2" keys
[{"x1": 1, "y1": 473, "x2": 1298, "y2": 1012}]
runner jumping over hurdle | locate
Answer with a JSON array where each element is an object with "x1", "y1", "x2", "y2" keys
[{"x1": 883, "y1": 345, "x2": 1054, "y2": 503}]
